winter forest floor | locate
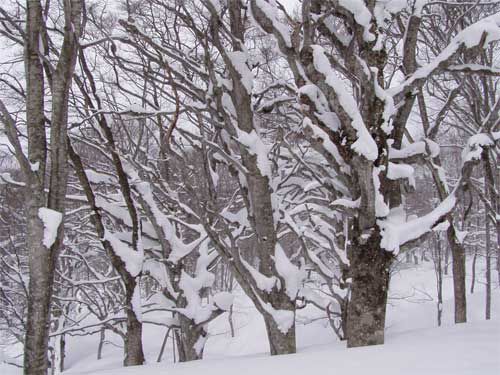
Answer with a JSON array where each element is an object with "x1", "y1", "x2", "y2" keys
[{"x1": 1, "y1": 259, "x2": 499, "y2": 375}]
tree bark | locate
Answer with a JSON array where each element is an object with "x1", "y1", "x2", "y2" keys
[
  {"x1": 175, "y1": 316, "x2": 207, "y2": 362},
  {"x1": 124, "y1": 306, "x2": 144, "y2": 366},
  {"x1": 263, "y1": 316, "x2": 296, "y2": 356},
  {"x1": 485, "y1": 202, "x2": 491, "y2": 320},
  {"x1": 23, "y1": 1, "x2": 82, "y2": 374},
  {"x1": 447, "y1": 225, "x2": 467, "y2": 323},
  {"x1": 346, "y1": 231, "x2": 393, "y2": 347}
]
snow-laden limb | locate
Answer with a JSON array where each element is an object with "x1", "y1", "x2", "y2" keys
[
  {"x1": 227, "y1": 51, "x2": 253, "y2": 94},
  {"x1": 379, "y1": 193, "x2": 456, "y2": 254},
  {"x1": 274, "y1": 244, "x2": 306, "y2": 300},
  {"x1": 241, "y1": 258, "x2": 279, "y2": 293},
  {"x1": 38, "y1": 208, "x2": 63, "y2": 248},
  {"x1": 338, "y1": 0, "x2": 375, "y2": 42},
  {"x1": 176, "y1": 240, "x2": 232, "y2": 325},
  {"x1": 103, "y1": 230, "x2": 143, "y2": 277},
  {"x1": 331, "y1": 197, "x2": 361, "y2": 210},
  {"x1": 134, "y1": 181, "x2": 205, "y2": 264},
  {"x1": 388, "y1": 139, "x2": 440, "y2": 161},
  {"x1": 84, "y1": 169, "x2": 115, "y2": 184},
  {"x1": 390, "y1": 12, "x2": 500, "y2": 96},
  {"x1": 446, "y1": 63, "x2": 500, "y2": 75},
  {"x1": 252, "y1": 0, "x2": 292, "y2": 48},
  {"x1": 462, "y1": 131, "x2": 500, "y2": 163},
  {"x1": 311, "y1": 45, "x2": 378, "y2": 161},
  {"x1": 386, "y1": 162, "x2": 416, "y2": 188},
  {"x1": 236, "y1": 128, "x2": 272, "y2": 180},
  {"x1": 379, "y1": 129, "x2": 500, "y2": 254}
]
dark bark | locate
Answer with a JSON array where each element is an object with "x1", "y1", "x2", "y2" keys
[
  {"x1": 23, "y1": 1, "x2": 82, "y2": 374},
  {"x1": 264, "y1": 316, "x2": 296, "y2": 356},
  {"x1": 124, "y1": 302, "x2": 145, "y2": 366},
  {"x1": 175, "y1": 316, "x2": 206, "y2": 362},
  {"x1": 68, "y1": 141, "x2": 145, "y2": 366},
  {"x1": 485, "y1": 202, "x2": 491, "y2": 320},
  {"x1": 470, "y1": 248, "x2": 477, "y2": 294},
  {"x1": 97, "y1": 327, "x2": 105, "y2": 360},
  {"x1": 346, "y1": 230, "x2": 393, "y2": 347},
  {"x1": 447, "y1": 225, "x2": 467, "y2": 323}
]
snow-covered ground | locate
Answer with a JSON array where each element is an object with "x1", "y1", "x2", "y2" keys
[{"x1": 1, "y1": 259, "x2": 499, "y2": 374}]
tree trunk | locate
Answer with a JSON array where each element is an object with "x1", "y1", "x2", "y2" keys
[
  {"x1": 346, "y1": 232, "x2": 393, "y2": 348},
  {"x1": 447, "y1": 225, "x2": 467, "y2": 323},
  {"x1": 59, "y1": 334, "x2": 65, "y2": 373},
  {"x1": 123, "y1": 278, "x2": 144, "y2": 366},
  {"x1": 470, "y1": 247, "x2": 477, "y2": 294},
  {"x1": 485, "y1": 203, "x2": 491, "y2": 320},
  {"x1": 175, "y1": 316, "x2": 207, "y2": 362},
  {"x1": 228, "y1": 305, "x2": 235, "y2": 338},
  {"x1": 435, "y1": 236, "x2": 443, "y2": 327},
  {"x1": 97, "y1": 327, "x2": 105, "y2": 360},
  {"x1": 156, "y1": 328, "x2": 171, "y2": 363},
  {"x1": 124, "y1": 310, "x2": 144, "y2": 366},
  {"x1": 263, "y1": 316, "x2": 296, "y2": 355}
]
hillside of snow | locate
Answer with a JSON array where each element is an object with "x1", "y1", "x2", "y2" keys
[{"x1": 1, "y1": 259, "x2": 499, "y2": 375}]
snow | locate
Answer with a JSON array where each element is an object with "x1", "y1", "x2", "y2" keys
[
  {"x1": 131, "y1": 284, "x2": 142, "y2": 322},
  {"x1": 103, "y1": 231, "x2": 143, "y2": 277},
  {"x1": 274, "y1": 244, "x2": 305, "y2": 299},
  {"x1": 338, "y1": 0, "x2": 375, "y2": 42},
  {"x1": 2, "y1": 257, "x2": 497, "y2": 375},
  {"x1": 42, "y1": 313, "x2": 500, "y2": 375},
  {"x1": 227, "y1": 51, "x2": 253, "y2": 94},
  {"x1": 373, "y1": 167, "x2": 390, "y2": 218},
  {"x1": 213, "y1": 292, "x2": 234, "y2": 311},
  {"x1": 462, "y1": 131, "x2": 500, "y2": 163},
  {"x1": 379, "y1": 193, "x2": 457, "y2": 254},
  {"x1": 391, "y1": 12, "x2": 500, "y2": 96},
  {"x1": 236, "y1": 129, "x2": 272, "y2": 180},
  {"x1": 389, "y1": 139, "x2": 440, "y2": 160},
  {"x1": 311, "y1": 45, "x2": 378, "y2": 161},
  {"x1": 85, "y1": 169, "x2": 115, "y2": 184},
  {"x1": 386, "y1": 162, "x2": 416, "y2": 187},
  {"x1": 241, "y1": 258, "x2": 278, "y2": 293},
  {"x1": 38, "y1": 207, "x2": 63, "y2": 248},
  {"x1": 252, "y1": 0, "x2": 292, "y2": 48}
]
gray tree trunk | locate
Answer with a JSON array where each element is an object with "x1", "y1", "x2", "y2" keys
[
  {"x1": 447, "y1": 225, "x2": 467, "y2": 323},
  {"x1": 23, "y1": 1, "x2": 82, "y2": 374},
  {"x1": 346, "y1": 231, "x2": 393, "y2": 347}
]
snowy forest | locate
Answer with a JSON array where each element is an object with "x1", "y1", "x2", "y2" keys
[{"x1": 0, "y1": 0, "x2": 499, "y2": 374}]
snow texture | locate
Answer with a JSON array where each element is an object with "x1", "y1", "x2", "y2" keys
[
  {"x1": 38, "y1": 207, "x2": 63, "y2": 248},
  {"x1": 311, "y1": 45, "x2": 378, "y2": 161}
]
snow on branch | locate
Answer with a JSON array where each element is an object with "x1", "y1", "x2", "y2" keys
[
  {"x1": 390, "y1": 12, "x2": 500, "y2": 97},
  {"x1": 380, "y1": 130, "x2": 500, "y2": 254},
  {"x1": 311, "y1": 45, "x2": 379, "y2": 161}
]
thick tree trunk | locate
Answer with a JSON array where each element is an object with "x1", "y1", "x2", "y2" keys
[
  {"x1": 123, "y1": 278, "x2": 144, "y2": 366},
  {"x1": 175, "y1": 316, "x2": 206, "y2": 362},
  {"x1": 124, "y1": 310, "x2": 144, "y2": 366},
  {"x1": 346, "y1": 232, "x2": 393, "y2": 348},
  {"x1": 447, "y1": 226, "x2": 467, "y2": 323},
  {"x1": 263, "y1": 317, "x2": 296, "y2": 355},
  {"x1": 24, "y1": 211, "x2": 55, "y2": 375}
]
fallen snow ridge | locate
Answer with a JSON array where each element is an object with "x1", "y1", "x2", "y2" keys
[{"x1": 63, "y1": 319, "x2": 499, "y2": 375}]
